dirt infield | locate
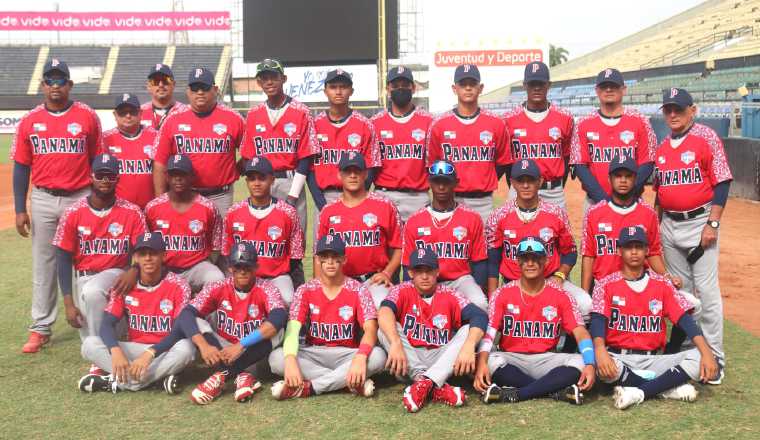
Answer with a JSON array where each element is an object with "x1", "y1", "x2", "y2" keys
[{"x1": 0, "y1": 164, "x2": 13, "y2": 231}]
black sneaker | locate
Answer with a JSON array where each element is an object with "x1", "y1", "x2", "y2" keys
[
  {"x1": 163, "y1": 374, "x2": 179, "y2": 395},
  {"x1": 78, "y1": 374, "x2": 117, "y2": 394},
  {"x1": 482, "y1": 384, "x2": 518, "y2": 404},
  {"x1": 550, "y1": 384, "x2": 583, "y2": 405}
]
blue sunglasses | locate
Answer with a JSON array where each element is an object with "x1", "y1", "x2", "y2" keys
[
  {"x1": 428, "y1": 161, "x2": 455, "y2": 176},
  {"x1": 44, "y1": 77, "x2": 68, "y2": 87},
  {"x1": 517, "y1": 237, "x2": 547, "y2": 256}
]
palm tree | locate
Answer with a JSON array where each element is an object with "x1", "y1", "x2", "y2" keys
[{"x1": 549, "y1": 45, "x2": 569, "y2": 67}]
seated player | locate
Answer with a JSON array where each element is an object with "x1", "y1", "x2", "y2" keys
[
  {"x1": 315, "y1": 152, "x2": 402, "y2": 308},
  {"x1": 79, "y1": 232, "x2": 195, "y2": 394},
  {"x1": 591, "y1": 226, "x2": 720, "y2": 410},
  {"x1": 403, "y1": 160, "x2": 488, "y2": 311},
  {"x1": 378, "y1": 247, "x2": 487, "y2": 412},
  {"x1": 223, "y1": 156, "x2": 304, "y2": 305},
  {"x1": 268, "y1": 234, "x2": 387, "y2": 399},
  {"x1": 176, "y1": 241, "x2": 289, "y2": 404},
  {"x1": 475, "y1": 236, "x2": 596, "y2": 405}
]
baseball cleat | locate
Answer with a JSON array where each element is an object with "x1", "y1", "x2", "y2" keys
[
  {"x1": 660, "y1": 383, "x2": 698, "y2": 402},
  {"x1": 348, "y1": 378, "x2": 375, "y2": 398},
  {"x1": 271, "y1": 380, "x2": 312, "y2": 400},
  {"x1": 163, "y1": 374, "x2": 180, "y2": 395},
  {"x1": 402, "y1": 378, "x2": 434, "y2": 413},
  {"x1": 234, "y1": 372, "x2": 262, "y2": 403},
  {"x1": 191, "y1": 372, "x2": 226, "y2": 405},
  {"x1": 550, "y1": 384, "x2": 584, "y2": 405},
  {"x1": 431, "y1": 383, "x2": 466, "y2": 407},
  {"x1": 613, "y1": 386, "x2": 645, "y2": 410},
  {"x1": 78, "y1": 374, "x2": 118, "y2": 394},
  {"x1": 707, "y1": 369, "x2": 724, "y2": 386},
  {"x1": 482, "y1": 384, "x2": 518, "y2": 404},
  {"x1": 88, "y1": 364, "x2": 107, "y2": 376},
  {"x1": 22, "y1": 331, "x2": 50, "y2": 354}
]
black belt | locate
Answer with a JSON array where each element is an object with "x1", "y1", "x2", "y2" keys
[
  {"x1": 607, "y1": 347, "x2": 660, "y2": 356},
  {"x1": 36, "y1": 186, "x2": 87, "y2": 197},
  {"x1": 76, "y1": 270, "x2": 99, "y2": 277},
  {"x1": 375, "y1": 186, "x2": 423, "y2": 193},
  {"x1": 540, "y1": 179, "x2": 563, "y2": 190},
  {"x1": 664, "y1": 206, "x2": 707, "y2": 221},
  {"x1": 352, "y1": 272, "x2": 376, "y2": 282},
  {"x1": 455, "y1": 191, "x2": 493, "y2": 198},
  {"x1": 194, "y1": 185, "x2": 231, "y2": 197},
  {"x1": 273, "y1": 170, "x2": 295, "y2": 178}
]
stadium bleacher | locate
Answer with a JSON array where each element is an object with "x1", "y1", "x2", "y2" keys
[
  {"x1": 109, "y1": 46, "x2": 168, "y2": 98},
  {"x1": 0, "y1": 47, "x2": 39, "y2": 95}
]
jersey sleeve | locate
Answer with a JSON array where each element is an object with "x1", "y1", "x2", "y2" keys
[
  {"x1": 384, "y1": 284, "x2": 405, "y2": 321},
  {"x1": 561, "y1": 114, "x2": 574, "y2": 157},
  {"x1": 556, "y1": 208, "x2": 577, "y2": 257},
  {"x1": 221, "y1": 212, "x2": 234, "y2": 256},
  {"x1": 240, "y1": 112, "x2": 254, "y2": 160},
  {"x1": 486, "y1": 288, "x2": 504, "y2": 331},
  {"x1": 190, "y1": 282, "x2": 220, "y2": 316},
  {"x1": 103, "y1": 290, "x2": 125, "y2": 318},
  {"x1": 261, "y1": 280, "x2": 287, "y2": 315},
  {"x1": 231, "y1": 111, "x2": 246, "y2": 151},
  {"x1": 425, "y1": 121, "x2": 443, "y2": 166},
  {"x1": 470, "y1": 213, "x2": 488, "y2": 261},
  {"x1": 356, "y1": 284, "x2": 378, "y2": 324},
  {"x1": 591, "y1": 279, "x2": 611, "y2": 318},
  {"x1": 569, "y1": 121, "x2": 588, "y2": 165},
  {"x1": 663, "y1": 282, "x2": 691, "y2": 324},
  {"x1": 298, "y1": 111, "x2": 320, "y2": 159},
  {"x1": 385, "y1": 201, "x2": 403, "y2": 249},
  {"x1": 704, "y1": 131, "x2": 733, "y2": 185},
  {"x1": 209, "y1": 205, "x2": 223, "y2": 252},
  {"x1": 363, "y1": 120, "x2": 381, "y2": 168},
  {"x1": 10, "y1": 118, "x2": 32, "y2": 165},
  {"x1": 288, "y1": 210, "x2": 305, "y2": 260},
  {"x1": 289, "y1": 284, "x2": 309, "y2": 323},
  {"x1": 315, "y1": 209, "x2": 328, "y2": 249},
  {"x1": 51, "y1": 206, "x2": 79, "y2": 252},
  {"x1": 637, "y1": 116, "x2": 657, "y2": 164},
  {"x1": 87, "y1": 108, "x2": 103, "y2": 159},
  {"x1": 559, "y1": 289, "x2": 584, "y2": 333},
  {"x1": 153, "y1": 119, "x2": 175, "y2": 166},
  {"x1": 646, "y1": 209, "x2": 663, "y2": 257},
  {"x1": 494, "y1": 118, "x2": 511, "y2": 166},
  {"x1": 401, "y1": 217, "x2": 415, "y2": 266},
  {"x1": 485, "y1": 208, "x2": 504, "y2": 250},
  {"x1": 581, "y1": 208, "x2": 595, "y2": 257},
  {"x1": 172, "y1": 278, "x2": 191, "y2": 319}
]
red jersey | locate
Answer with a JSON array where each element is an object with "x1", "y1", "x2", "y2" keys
[
  {"x1": 240, "y1": 98, "x2": 320, "y2": 170},
  {"x1": 371, "y1": 108, "x2": 433, "y2": 191},
  {"x1": 486, "y1": 280, "x2": 582, "y2": 354},
  {"x1": 570, "y1": 108, "x2": 656, "y2": 196},
  {"x1": 313, "y1": 111, "x2": 381, "y2": 190},
  {"x1": 384, "y1": 282, "x2": 469, "y2": 349},
  {"x1": 140, "y1": 101, "x2": 188, "y2": 131},
  {"x1": 101, "y1": 127, "x2": 157, "y2": 209},
  {"x1": 502, "y1": 104, "x2": 574, "y2": 181},
  {"x1": 104, "y1": 272, "x2": 190, "y2": 344},
  {"x1": 222, "y1": 199, "x2": 305, "y2": 278},
  {"x1": 154, "y1": 103, "x2": 245, "y2": 189},
  {"x1": 11, "y1": 102, "x2": 102, "y2": 191},
  {"x1": 289, "y1": 278, "x2": 377, "y2": 348},
  {"x1": 402, "y1": 205, "x2": 487, "y2": 280},
  {"x1": 592, "y1": 271, "x2": 691, "y2": 351},
  {"x1": 52, "y1": 197, "x2": 146, "y2": 272},
  {"x1": 191, "y1": 277, "x2": 286, "y2": 344},
  {"x1": 581, "y1": 199, "x2": 662, "y2": 280},
  {"x1": 316, "y1": 193, "x2": 402, "y2": 277},
  {"x1": 144, "y1": 193, "x2": 222, "y2": 269},
  {"x1": 427, "y1": 109, "x2": 509, "y2": 193},
  {"x1": 485, "y1": 200, "x2": 576, "y2": 280},
  {"x1": 653, "y1": 124, "x2": 732, "y2": 212}
]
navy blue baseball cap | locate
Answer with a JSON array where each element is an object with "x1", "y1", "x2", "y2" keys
[
  {"x1": 596, "y1": 68, "x2": 624, "y2": 86},
  {"x1": 618, "y1": 225, "x2": 648, "y2": 246},
  {"x1": 43, "y1": 58, "x2": 70, "y2": 79},
  {"x1": 511, "y1": 159, "x2": 541, "y2": 180},
  {"x1": 410, "y1": 246, "x2": 438, "y2": 269},
  {"x1": 661, "y1": 88, "x2": 693, "y2": 109},
  {"x1": 608, "y1": 152, "x2": 638, "y2": 175},
  {"x1": 454, "y1": 64, "x2": 480, "y2": 83},
  {"x1": 315, "y1": 234, "x2": 346, "y2": 256},
  {"x1": 338, "y1": 151, "x2": 366, "y2": 171},
  {"x1": 516, "y1": 236, "x2": 547, "y2": 257},
  {"x1": 92, "y1": 154, "x2": 119, "y2": 175},
  {"x1": 134, "y1": 232, "x2": 165, "y2": 252},
  {"x1": 188, "y1": 67, "x2": 215, "y2": 86},
  {"x1": 524, "y1": 61, "x2": 550, "y2": 83},
  {"x1": 114, "y1": 92, "x2": 140, "y2": 109},
  {"x1": 167, "y1": 154, "x2": 194, "y2": 174},
  {"x1": 148, "y1": 63, "x2": 174, "y2": 79},
  {"x1": 244, "y1": 156, "x2": 274, "y2": 176},
  {"x1": 325, "y1": 68, "x2": 353, "y2": 85},
  {"x1": 428, "y1": 160, "x2": 457, "y2": 182},
  {"x1": 387, "y1": 65, "x2": 414, "y2": 83},
  {"x1": 228, "y1": 241, "x2": 258, "y2": 267}
]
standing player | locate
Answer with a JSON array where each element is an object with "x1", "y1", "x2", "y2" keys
[
  {"x1": 79, "y1": 232, "x2": 195, "y2": 394},
  {"x1": 654, "y1": 88, "x2": 731, "y2": 381},
  {"x1": 308, "y1": 68, "x2": 381, "y2": 213},
  {"x1": 268, "y1": 234, "x2": 387, "y2": 399},
  {"x1": 591, "y1": 226, "x2": 719, "y2": 409},
  {"x1": 571, "y1": 68, "x2": 656, "y2": 206},
  {"x1": 12, "y1": 58, "x2": 102, "y2": 353},
  {"x1": 145, "y1": 155, "x2": 224, "y2": 292},
  {"x1": 53, "y1": 154, "x2": 146, "y2": 342},
  {"x1": 502, "y1": 61, "x2": 574, "y2": 209},
  {"x1": 403, "y1": 160, "x2": 488, "y2": 310},
  {"x1": 371, "y1": 66, "x2": 433, "y2": 221},
  {"x1": 427, "y1": 64, "x2": 509, "y2": 222},
  {"x1": 153, "y1": 67, "x2": 245, "y2": 216},
  {"x1": 140, "y1": 64, "x2": 186, "y2": 130},
  {"x1": 475, "y1": 237, "x2": 595, "y2": 405},
  {"x1": 102, "y1": 93, "x2": 157, "y2": 209},
  {"x1": 240, "y1": 58, "x2": 319, "y2": 230},
  {"x1": 222, "y1": 157, "x2": 304, "y2": 304},
  {"x1": 379, "y1": 248, "x2": 487, "y2": 412},
  {"x1": 316, "y1": 153, "x2": 402, "y2": 307}
]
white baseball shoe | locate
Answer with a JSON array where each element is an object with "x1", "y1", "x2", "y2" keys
[
  {"x1": 707, "y1": 369, "x2": 724, "y2": 386},
  {"x1": 613, "y1": 386, "x2": 645, "y2": 410},
  {"x1": 660, "y1": 383, "x2": 698, "y2": 402}
]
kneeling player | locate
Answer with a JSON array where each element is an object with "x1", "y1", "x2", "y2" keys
[
  {"x1": 378, "y1": 247, "x2": 487, "y2": 412},
  {"x1": 79, "y1": 232, "x2": 195, "y2": 394},
  {"x1": 268, "y1": 234, "x2": 387, "y2": 399},
  {"x1": 592, "y1": 226, "x2": 720, "y2": 410},
  {"x1": 475, "y1": 237, "x2": 595, "y2": 405}
]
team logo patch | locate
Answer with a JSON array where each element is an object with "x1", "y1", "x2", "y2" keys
[
  {"x1": 380, "y1": 130, "x2": 393, "y2": 139},
  {"x1": 188, "y1": 220, "x2": 203, "y2": 234},
  {"x1": 33, "y1": 123, "x2": 47, "y2": 132},
  {"x1": 542, "y1": 306, "x2": 557, "y2": 321},
  {"x1": 178, "y1": 124, "x2": 191, "y2": 132},
  {"x1": 255, "y1": 124, "x2": 266, "y2": 133},
  {"x1": 620, "y1": 130, "x2": 635, "y2": 145},
  {"x1": 159, "y1": 299, "x2": 173, "y2": 314},
  {"x1": 107, "y1": 222, "x2": 123, "y2": 237},
  {"x1": 513, "y1": 128, "x2": 526, "y2": 138},
  {"x1": 284, "y1": 122, "x2": 297, "y2": 137},
  {"x1": 444, "y1": 130, "x2": 456, "y2": 139},
  {"x1": 548, "y1": 127, "x2": 560, "y2": 141},
  {"x1": 658, "y1": 155, "x2": 666, "y2": 164},
  {"x1": 507, "y1": 303, "x2": 520, "y2": 315},
  {"x1": 649, "y1": 299, "x2": 663, "y2": 315},
  {"x1": 329, "y1": 215, "x2": 341, "y2": 225},
  {"x1": 268, "y1": 225, "x2": 282, "y2": 240},
  {"x1": 248, "y1": 304, "x2": 259, "y2": 318},
  {"x1": 213, "y1": 123, "x2": 227, "y2": 135},
  {"x1": 681, "y1": 151, "x2": 695, "y2": 165},
  {"x1": 143, "y1": 145, "x2": 154, "y2": 158},
  {"x1": 598, "y1": 222, "x2": 613, "y2": 232},
  {"x1": 417, "y1": 227, "x2": 431, "y2": 236},
  {"x1": 347, "y1": 133, "x2": 361, "y2": 147},
  {"x1": 539, "y1": 227, "x2": 554, "y2": 242},
  {"x1": 309, "y1": 303, "x2": 320, "y2": 315},
  {"x1": 339, "y1": 305, "x2": 354, "y2": 321},
  {"x1": 77, "y1": 226, "x2": 92, "y2": 236},
  {"x1": 221, "y1": 300, "x2": 232, "y2": 311},
  {"x1": 156, "y1": 219, "x2": 170, "y2": 229},
  {"x1": 67, "y1": 123, "x2": 82, "y2": 136},
  {"x1": 479, "y1": 130, "x2": 493, "y2": 145},
  {"x1": 504, "y1": 229, "x2": 517, "y2": 239},
  {"x1": 452, "y1": 226, "x2": 467, "y2": 241},
  {"x1": 612, "y1": 295, "x2": 626, "y2": 306},
  {"x1": 411, "y1": 129, "x2": 425, "y2": 142},
  {"x1": 363, "y1": 213, "x2": 378, "y2": 227},
  {"x1": 125, "y1": 295, "x2": 139, "y2": 307},
  {"x1": 108, "y1": 146, "x2": 122, "y2": 154},
  {"x1": 587, "y1": 131, "x2": 600, "y2": 141},
  {"x1": 432, "y1": 314, "x2": 448, "y2": 329}
]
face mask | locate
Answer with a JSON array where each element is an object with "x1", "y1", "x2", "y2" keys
[{"x1": 390, "y1": 88, "x2": 413, "y2": 107}]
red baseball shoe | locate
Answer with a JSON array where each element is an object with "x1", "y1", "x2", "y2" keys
[
  {"x1": 190, "y1": 372, "x2": 226, "y2": 405},
  {"x1": 234, "y1": 372, "x2": 262, "y2": 403},
  {"x1": 271, "y1": 380, "x2": 313, "y2": 400},
  {"x1": 432, "y1": 383, "x2": 467, "y2": 407},
  {"x1": 402, "y1": 377, "x2": 434, "y2": 413},
  {"x1": 22, "y1": 331, "x2": 50, "y2": 353}
]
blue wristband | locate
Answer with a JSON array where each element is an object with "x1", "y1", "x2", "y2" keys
[
  {"x1": 579, "y1": 338, "x2": 595, "y2": 365},
  {"x1": 239, "y1": 329, "x2": 263, "y2": 348}
]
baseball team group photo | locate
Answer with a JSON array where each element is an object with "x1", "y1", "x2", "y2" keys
[{"x1": 1, "y1": 0, "x2": 759, "y2": 438}]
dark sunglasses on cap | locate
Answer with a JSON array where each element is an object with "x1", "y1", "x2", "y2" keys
[
  {"x1": 428, "y1": 161, "x2": 455, "y2": 176},
  {"x1": 189, "y1": 83, "x2": 212, "y2": 92},
  {"x1": 93, "y1": 173, "x2": 118, "y2": 182},
  {"x1": 44, "y1": 77, "x2": 68, "y2": 87},
  {"x1": 148, "y1": 76, "x2": 174, "y2": 86}
]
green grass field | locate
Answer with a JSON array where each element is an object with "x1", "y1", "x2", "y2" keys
[{"x1": 1, "y1": 133, "x2": 11, "y2": 164}]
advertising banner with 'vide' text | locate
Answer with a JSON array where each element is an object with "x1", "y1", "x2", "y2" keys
[{"x1": 0, "y1": 11, "x2": 231, "y2": 31}]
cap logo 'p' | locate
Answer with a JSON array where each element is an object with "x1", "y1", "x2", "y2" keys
[
  {"x1": 252, "y1": 157, "x2": 259, "y2": 166},
  {"x1": 123, "y1": 93, "x2": 130, "y2": 101},
  {"x1": 398, "y1": 66, "x2": 404, "y2": 73},
  {"x1": 532, "y1": 63, "x2": 540, "y2": 73},
  {"x1": 619, "y1": 155, "x2": 626, "y2": 163},
  {"x1": 463, "y1": 64, "x2": 471, "y2": 73},
  {"x1": 238, "y1": 243, "x2": 245, "y2": 253},
  {"x1": 156, "y1": 63, "x2": 163, "y2": 70},
  {"x1": 628, "y1": 226, "x2": 637, "y2": 235},
  {"x1": 605, "y1": 69, "x2": 612, "y2": 78},
  {"x1": 173, "y1": 155, "x2": 181, "y2": 163},
  {"x1": 144, "y1": 233, "x2": 151, "y2": 239},
  {"x1": 418, "y1": 248, "x2": 425, "y2": 257},
  {"x1": 195, "y1": 68, "x2": 203, "y2": 78},
  {"x1": 521, "y1": 159, "x2": 529, "y2": 169},
  {"x1": 51, "y1": 58, "x2": 59, "y2": 66},
  {"x1": 325, "y1": 235, "x2": 333, "y2": 244},
  {"x1": 670, "y1": 88, "x2": 678, "y2": 98},
  {"x1": 102, "y1": 154, "x2": 110, "y2": 162}
]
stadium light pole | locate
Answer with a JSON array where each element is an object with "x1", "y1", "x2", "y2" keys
[{"x1": 377, "y1": 0, "x2": 388, "y2": 108}]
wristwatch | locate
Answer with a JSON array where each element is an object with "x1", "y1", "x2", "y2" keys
[{"x1": 707, "y1": 220, "x2": 720, "y2": 229}]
